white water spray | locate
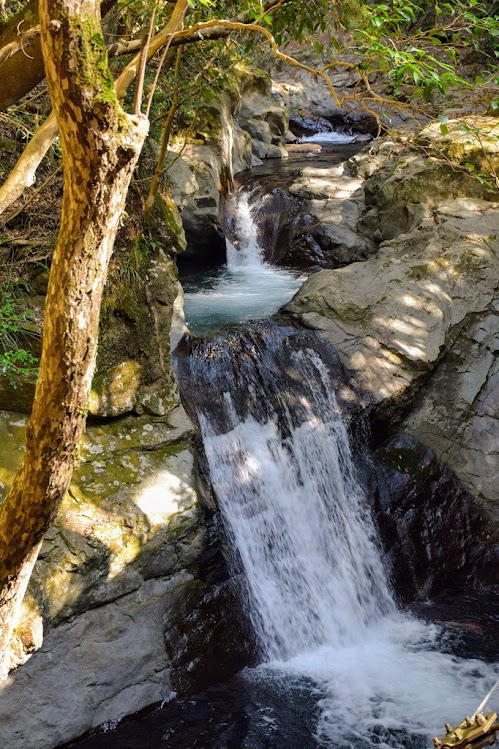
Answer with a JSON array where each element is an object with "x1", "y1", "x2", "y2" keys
[
  {"x1": 196, "y1": 346, "x2": 498, "y2": 747},
  {"x1": 225, "y1": 191, "x2": 265, "y2": 268},
  {"x1": 182, "y1": 187, "x2": 303, "y2": 333},
  {"x1": 302, "y1": 130, "x2": 357, "y2": 144}
]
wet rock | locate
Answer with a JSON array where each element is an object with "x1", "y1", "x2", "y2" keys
[
  {"x1": 372, "y1": 434, "x2": 497, "y2": 602},
  {"x1": 277, "y1": 161, "x2": 375, "y2": 268}
]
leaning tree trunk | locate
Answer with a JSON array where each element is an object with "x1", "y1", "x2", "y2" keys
[{"x1": 0, "y1": 0, "x2": 148, "y2": 676}]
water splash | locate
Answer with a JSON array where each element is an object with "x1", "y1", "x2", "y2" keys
[
  {"x1": 225, "y1": 190, "x2": 265, "y2": 269},
  {"x1": 185, "y1": 328, "x2": 498, "y2": 748},
  {"x1": 181, "y1": 188, "x2": 303, "y2": 334},
  {"x1": 302, "y1": 131, "x2": 357, "y2": 144}
]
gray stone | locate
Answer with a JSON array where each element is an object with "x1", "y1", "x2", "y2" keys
[
  {"x1": 285, "y1": 130, "x2": 499, "y2": 514},
  {"x1": 0, "y1": 574, "x2": 191, "y2": 749},
  {"x1": 252, "y1": 138, "x2": 268, "y2": 159}
]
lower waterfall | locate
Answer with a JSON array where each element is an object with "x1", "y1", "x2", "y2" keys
[{"x1": 177, "y1": 322, "x2": 497, "y2": 749}]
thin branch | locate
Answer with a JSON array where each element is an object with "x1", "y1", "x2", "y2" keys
[
  {"x1": 133, "y1": 0, "x2": 160, "y2": 115},
  {"x1": 0, "y1": 24, "x2": 39, "y2": 65},
  {"x1": 2, "y1": 163, "x2": 62, "y2": 225}
]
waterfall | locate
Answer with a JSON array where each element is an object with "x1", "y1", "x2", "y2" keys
[
  {"x1": 177, "y1": 322, "x2": 497, "y2": 748},
  {"x1": 225, "y1": 190, "x2": 265, "y2": 269},
  {"x1": 181, "y1": 189, "x2": 303, "y2": 334},
  {"x1": 200, "y1": 350, "x2": 394, "y2": 661}
]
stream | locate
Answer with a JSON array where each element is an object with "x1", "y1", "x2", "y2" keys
[{"x1": 70, "y1": 143, "x2": 498, "y2": 749}]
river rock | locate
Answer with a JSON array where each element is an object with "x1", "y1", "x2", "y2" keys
[
  {"x1": 372, "y1": 434, "x2": 497, "y2": 602},
  {"x1": 0, "y1": 406, "x2": 252, "y2": 749},
  {"x1": 273, "y1": 161, "x2": 376, "y2": 268},
  {"x1": 286, "y1": 119, "x2": 499, "y2": 516}
]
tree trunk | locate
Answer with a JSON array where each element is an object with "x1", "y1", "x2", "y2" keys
[
  {"x1": 0, "y1": 0, "x2": 148, "y2": 676},
  {"x1": 0, "y1": 0, "x2": 188, "y2": 220}
]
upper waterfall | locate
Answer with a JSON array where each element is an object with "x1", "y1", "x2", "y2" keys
[
  {"x1": 225, "y1": 190, "x2": 265, "y2": 269},
  {"x1": 180, "y1": 186, "x2": 304, "y2": 334}
]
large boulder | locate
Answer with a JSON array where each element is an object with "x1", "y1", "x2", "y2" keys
[
  {"x1": 286, "y1": 118, "x2": 499, "y2": 517},
  {"x1": 0, "y1": 405, "x2": 251, "y2": 749}
]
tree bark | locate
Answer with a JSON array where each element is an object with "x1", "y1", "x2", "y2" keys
[
  {"x1": 0, "y1": 0, "x2": 148, "y2": 676},
  {"x1": 0, "y1": 0, "x2": 188, "y2": 220},
  {"x1": 0, "y1": 0, "x2": 117, "y2": 112}
]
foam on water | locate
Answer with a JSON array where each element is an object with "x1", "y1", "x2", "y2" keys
[
  {"x1": 182, "y1": 265, "x2": 304, "y2": 335},
  {"x1": 182, "y1": 188, "x2": 304, "y2": 334},
  {"x1": 195, "y1": 346, "x2": 498, "y2": 748},
  {"x1": 301, "y1": 130, "x2": 357, "y2": 144}
]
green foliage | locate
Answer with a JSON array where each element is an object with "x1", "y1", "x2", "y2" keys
[
  {"x1": 346, "y1": 0, "x2": 499, "y2": 102},
  {"x1": 102, "y1": 235, "x2": 152, "y2": 320},
  {"x1": 0, "y1": 275, "x2": 39, "y2": 387}
]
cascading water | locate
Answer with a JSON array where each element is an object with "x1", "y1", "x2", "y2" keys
[
  {"x1": 225, "y1": 191, "x2": 264, "y2": 268},
  {"x1": 177, "y1": 322, "x2": 498, "y2": 749},
  {"x1": 180, "y1": 187, "x2": 304, "y2": 334}
]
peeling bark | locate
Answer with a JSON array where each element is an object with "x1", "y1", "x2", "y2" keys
[{"x1": 0, "y1": 0, "x2": 148, "y2": 675}]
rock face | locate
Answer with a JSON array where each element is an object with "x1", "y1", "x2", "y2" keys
[
  {"x1": 92, "y1": 247, "x2": 181, "y2": 418},
  {"x1": 283, "y1": 160, "x2": 375, "y2": 268},
  {"x1": 286, "y1": 118, "x2": 499, "y2": 518},
  {"x1": 372, "y1": 434, "x2": 497, "y2": 603},
  {"x1": 0, "y1": 406, "x2": 252, "y2": 749}
]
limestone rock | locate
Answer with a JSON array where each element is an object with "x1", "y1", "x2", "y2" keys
[
  {"x1": 0, "y1": 405, "x2": 251, "y2": 748},
  {"x1": 286, "y1": 199, "x2": 499, "y2": 405},
  {"x1": 285, "y1": 120, "x2": 499, "y2": 514},
  {"x1": 402, "y1": 308, "x2": 499, "y2": 518},
  {"x1": 415, "y1": 117, "x2": 499, "y2": 174}
]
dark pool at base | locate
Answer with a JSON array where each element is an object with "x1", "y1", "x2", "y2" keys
[{"x1": 65, "y1": 610, "x2": 497, "y2": 749}]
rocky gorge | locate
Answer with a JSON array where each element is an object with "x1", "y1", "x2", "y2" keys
[{"x1": 0, "y1": 54, "x2": 498, "y2": 749}]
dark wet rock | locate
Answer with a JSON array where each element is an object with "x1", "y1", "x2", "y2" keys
[
  {"x1": 63, "y1": 670, "x2": 322, "y2": 749},
  {"x1": 166, "y1": 575, "x2": 256, "y2": 695},
  {"x1": 288, "y1": 113, "x2": 338, "y2": 137},
  {"x1": 174, "y1": 318, "x2": 361, "y2": 435},
  {"x1": 372, "y1": 434, "x2": 498, "y2": 603}
]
